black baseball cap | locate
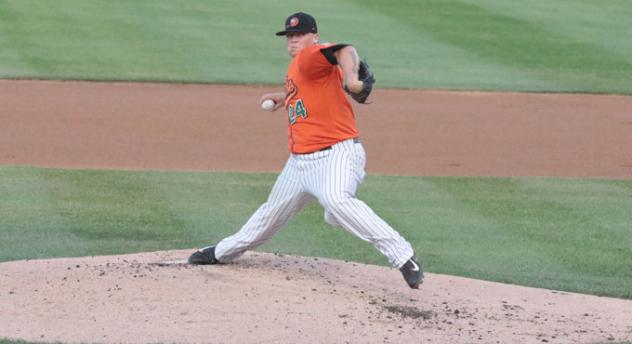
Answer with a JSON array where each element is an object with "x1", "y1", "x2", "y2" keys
[{"x1": 275, "y1": 12, "x2": 318, "y2": 36}]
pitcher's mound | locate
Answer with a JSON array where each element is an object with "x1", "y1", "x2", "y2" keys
[{"x1": 1, "y1": 250, "x2": 631, "y2": 343}]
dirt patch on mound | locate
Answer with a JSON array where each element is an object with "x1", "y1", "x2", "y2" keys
[{"x1": 1, "y1": 250, "x2": 631, "y2": 344}]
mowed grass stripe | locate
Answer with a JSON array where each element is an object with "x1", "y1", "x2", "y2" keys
[
  {"x1": 365, "y1": 177, "x2": 590, "y2": 292},
  {"x1": 1, "y1": 166, "x2": 631, "y2": 298},
  {"x1": 473, "y1": 0, "x2": 632, "y2": 57},
  {"x1": 39, "y1": 168, "x2": 190, "y2": 241},
  {"x1": 0, "y1": 167, "x2": 91, "y2": 260},
  {"x1": 1, "y1": 0, "x2": 632, "y2": 92},
  {"x1": 428, "y1": 177, "x2": 632, "y2": 297},
  {"x1": 0, "y1": 4, "x2": 33, "y2": 76},
  {"x1": 520, "y1": 179, "x2": 632, "y2": 246},
  {"x1": 0, "y1": 0, "x2": 289, "y2": 83},
  {"x1": 517, "y1": 179, "x2": 632, "y2": 296},
  {"x1": 350, "y1": 0, "x2": 632, "y2": 93}
]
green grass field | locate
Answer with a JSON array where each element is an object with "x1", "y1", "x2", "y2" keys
[
  {"x1": 1, "y1": 166, "x2": 631, "y2": 299},
  {"x1": 1, "y1": 0, "x2": 631, "y2": 93}
]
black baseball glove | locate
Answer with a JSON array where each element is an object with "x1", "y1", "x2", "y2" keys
[{"x1": 345, "y1": 59, "x2": 375, "y2": 104}]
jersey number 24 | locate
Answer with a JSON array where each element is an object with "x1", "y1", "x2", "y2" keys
[{"x1": 288, "y1": 99, "x2": 308, "y2": 125}]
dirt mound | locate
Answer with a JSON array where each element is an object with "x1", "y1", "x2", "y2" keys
[{"x1": 1, "y1": 250, "x2": 631, "y2": 343}]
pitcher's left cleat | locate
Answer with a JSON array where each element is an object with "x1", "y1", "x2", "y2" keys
[
  {"x1": 188, "y1": 246, "x2": 220, "y2": 265},
  {"x1": 400, "y1": 254, "x2": 424, "y2": 289}
]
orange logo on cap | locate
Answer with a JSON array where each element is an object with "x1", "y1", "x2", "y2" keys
[{"x1": 289, "y1": 17, "x2": 299, "y2": 27}]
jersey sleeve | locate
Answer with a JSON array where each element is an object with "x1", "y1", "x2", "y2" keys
[
  {"x1": 298, "y1": 44, "x2": 348, "y2": 80},
  {"x1": 320, "y1": 44, "x2": 350, "y2": 65}
]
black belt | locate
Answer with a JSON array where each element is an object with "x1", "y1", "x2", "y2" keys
[{"x1": 317, "y1": 137, "x2": 361, "y2": 152}]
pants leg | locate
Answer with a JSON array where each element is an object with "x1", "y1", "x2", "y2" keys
[
  {"x1": 308, "y1": 140, "x2": 414, "y2": 268},
  {"x1": 215, "y1": 158, "x2": 314, "y2": 262}
]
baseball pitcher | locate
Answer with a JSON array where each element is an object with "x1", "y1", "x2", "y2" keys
[{"x1": 189, "y1": 12, "x2": 423, "y2": 289}]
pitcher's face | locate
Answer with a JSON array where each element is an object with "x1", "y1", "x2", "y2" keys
[{"x1": 286, "y1": 32, "x2": 319, "y2": 57}]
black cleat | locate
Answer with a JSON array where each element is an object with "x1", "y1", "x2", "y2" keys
[
  {"x1": 188, "y1": 246, "x2": 220, "y2": 265},
  {"x1": 400, "y1": 255, "x2": 424, "y2": 289}
]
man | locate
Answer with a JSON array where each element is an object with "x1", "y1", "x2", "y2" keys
[{"x1": 189, "y1": 12, "x2": 423, "y2": 289}]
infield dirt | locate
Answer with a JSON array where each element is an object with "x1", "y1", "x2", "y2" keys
[
  {"x1": 1, "y1": 80, "x2": 631, "y2": 343},
  {"x1": 2, "y1": 80, "x2": 632, "y2": 178}
]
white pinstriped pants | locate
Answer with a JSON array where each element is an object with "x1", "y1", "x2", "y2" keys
[{"x1": 214, "y1": 138, "x2": 415, "y2": 268}]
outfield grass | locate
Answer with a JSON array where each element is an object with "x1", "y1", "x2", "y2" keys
[
  {"x1": 1, "y1": 0, "x2": 631, "y2": 93},
  {"x1": 1, "y1": 166, "x2": 631, "y2": 299}
]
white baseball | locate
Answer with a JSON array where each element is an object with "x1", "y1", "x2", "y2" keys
[{"x1": 261, "y1": 99, "x2": 276, "y2": 111}]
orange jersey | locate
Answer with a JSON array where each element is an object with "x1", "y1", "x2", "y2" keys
[{"x1": 284, "y1": 43, "x2": 359, "y2": 154}]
